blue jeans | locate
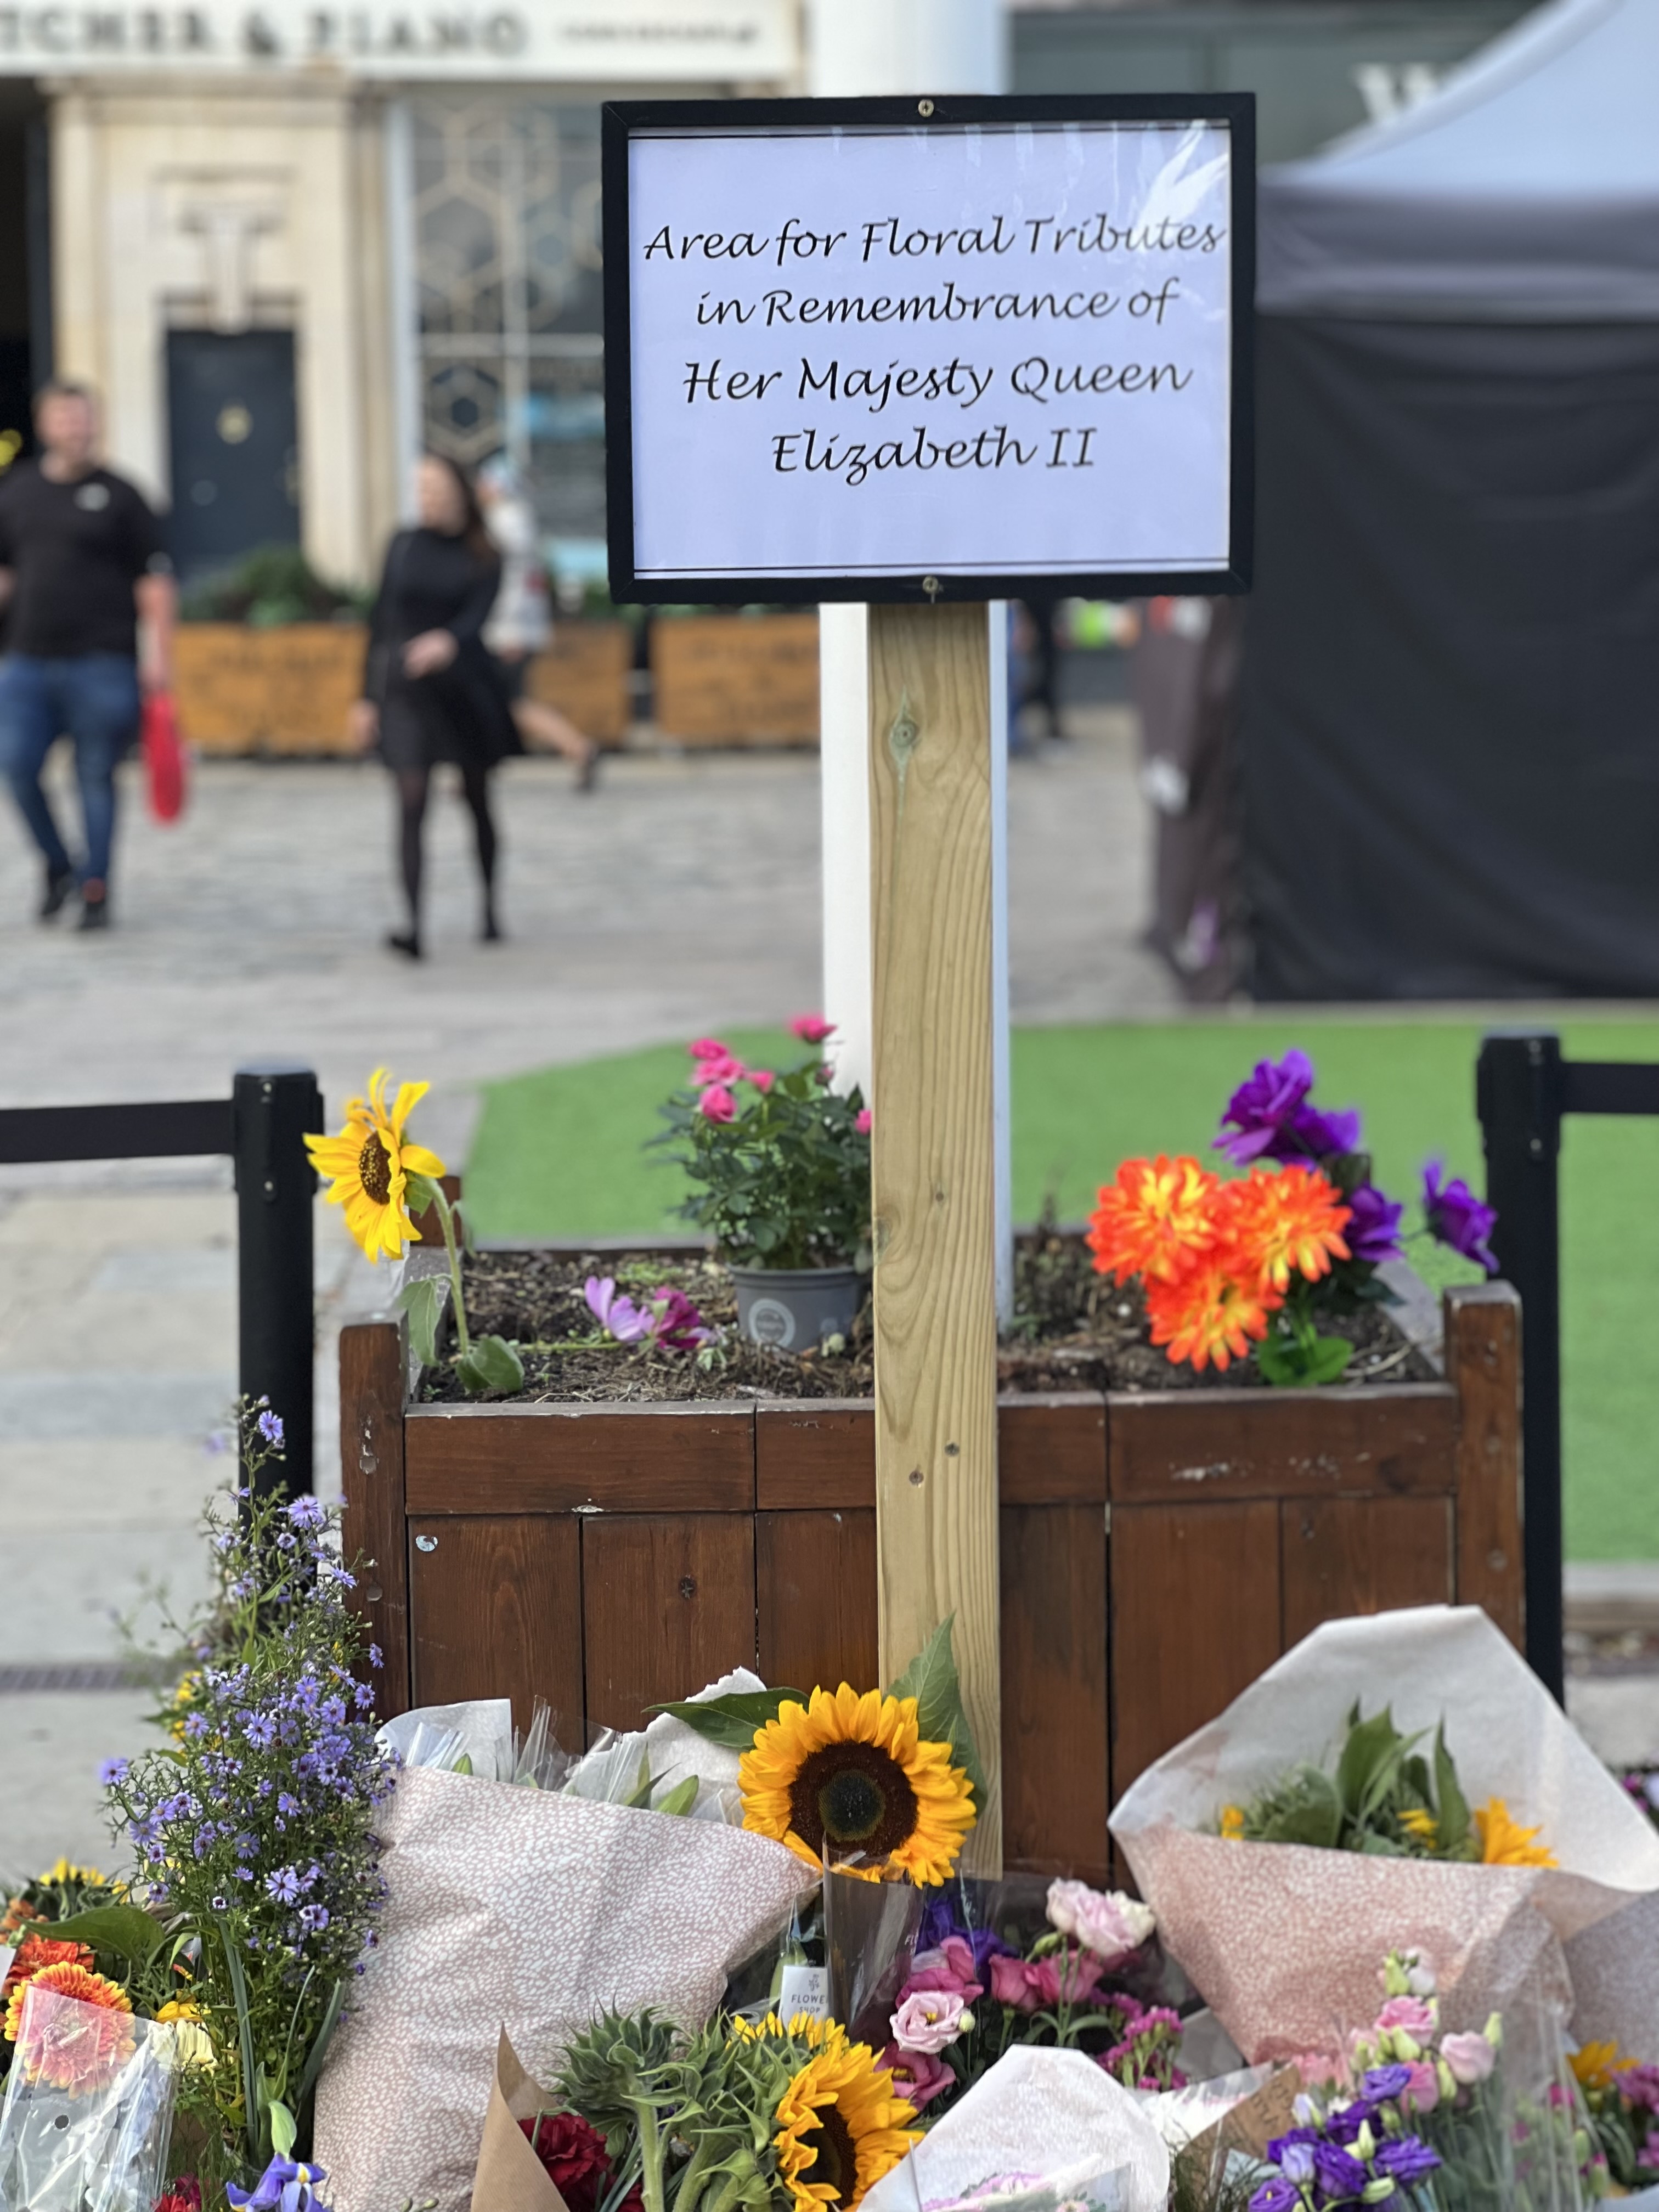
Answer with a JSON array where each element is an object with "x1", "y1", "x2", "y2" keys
[{"x1": 0, "y1": 653, "x2": 142, "y2": 887}]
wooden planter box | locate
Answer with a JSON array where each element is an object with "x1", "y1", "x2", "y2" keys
[
  {"x1": 176, "y1": 622, "x2": 364, "y2": 755},
  {"x1": 651, "y1": 614, "x2": 819, "y2": 746},
  {"x1": 340, "y1": 1278, "x2": 1521, "y2": 1884},
  {"x1": 526, "y1": 621, "x2": 634, "y2": 746}
]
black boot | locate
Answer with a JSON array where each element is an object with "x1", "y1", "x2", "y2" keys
[
  {"x1": 76, "y1": 878, "x2": 110, "y2": 932},
  {"x1": 39, "y1": 864, "x2": 75, "y2": 921},
  {"x1": 385, "y1": 928, "x2": 422, "y2": 960}
]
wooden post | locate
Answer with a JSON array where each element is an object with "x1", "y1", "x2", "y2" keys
[{"x1": 868, "y1": 600, "x2": 1002, "y2": 1874}]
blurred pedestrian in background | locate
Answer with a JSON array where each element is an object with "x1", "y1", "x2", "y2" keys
[
  {"x1": 353, "y1": 452, "x2": 518, "y2": 960},
  {"x1": 0, "y1": 380, "x2": 175, "y2": 930},
  {"x1": 478, "y1": 458, "x2": 600, "y2": 791}
]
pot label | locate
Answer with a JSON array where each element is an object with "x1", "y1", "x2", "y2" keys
[
  {"x1": 777, "y1": 1964, "x2": 830, "y2": 2023},
  {"x1": 747, "y1": 1296, "x2": 797, "y2": 1348}
]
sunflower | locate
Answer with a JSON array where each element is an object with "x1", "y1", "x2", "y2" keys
[
  {"x1": 1570, "y1": 2039, "x2": 1629, "y2": 2092},
  {"x1": 1145, "y1": 1252, "x2": 1280, "y2": 1373},
  {"x1": 1087, "y1": 1155, "x2": 1220, "y2": 1285},
  {"x1": 732, "y1": 2013, "x2": 847, "y2": 2054},
  {"x1": 1228, "y1": 1163, "x2": 1352, "y2": 1295},
  {"x1": 772, "y1": 2037, "x2": 919, "y2": 2212},
  {"x1": 304, "y1": 1067, "x2": 447, "y2": 1265},
  {"x1": 740, "y1": 1685, "x2": 976, "y2": 1885},
  {"x1": 1218, "y1": 1804, "x2": 1245, "y2": 1841},
  {"x1": 1398, "y1": 1807, "x2": 1439, "y2": 1848},
  {"x1": 5, "y1": 1960, "x2": 134, "y2": 2091},
  {"x1": 1475, "y1": 1797, "x2": 1556, "y2": 1869}
]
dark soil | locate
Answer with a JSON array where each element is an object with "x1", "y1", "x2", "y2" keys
[{"x1": 420, "y1": 1231, "x2": 1437, "y2": 1404}]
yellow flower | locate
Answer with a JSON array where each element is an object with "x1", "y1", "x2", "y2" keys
[
  {"x1": 739, "y1": 1685, "x2": 977, "y2": 1887},
  {"x1": 1475, "y1": 1797, "x2": 1556, "y2": 1869},
  {"x1": 1398, "y1": 1808, "x2": 1439, "y2": 1846},
  {"x1": 1570, "y1": 2040, "x2": 1628, "y2": 2092},
  {"x1": 732, "y1": 2013, "x2": 846, "y2": 2053},
  {"x1": 772, "y1": 2038, "x2": 919, "y2": 2212},
  {"x1": 304, "y1": 1067, "x2": 446, "y2": 1265},
  {"x1": 1219, "y1": 1805, "x2": 1245, "y2": 1841},
  {"x1": 154, "y1": 1999, "x2": 214, "y2": 2068},
  {"x1": 38, "y1": 1859, "x2": 107, "y2": 1889}
]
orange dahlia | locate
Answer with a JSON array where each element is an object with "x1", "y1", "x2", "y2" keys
[
  {"x1": 5, "y1": 1961, "x2": 134, "y2": 2092},
  {"x1": 1146, "y1": 1252, "x2": 1281, "y2": 1372},
  {"x1": 1228, "y1": 1163, "x2": 1351, "y2": 1294},
  {"x1": 1, "y1": 1933, "x2": 93, "y2": 2001},
  {"x1": 1087, "y1": 1155, "x2": 1221, "y2": 1285}
]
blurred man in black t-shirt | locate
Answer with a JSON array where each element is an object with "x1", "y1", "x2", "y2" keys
[{"x1": 0, "y1": 380, "x2": 175, "y2": 928}]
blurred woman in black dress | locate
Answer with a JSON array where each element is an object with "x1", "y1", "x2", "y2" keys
[{"x1": 352, "y1": 453, "x2": 519, "y2": 958}]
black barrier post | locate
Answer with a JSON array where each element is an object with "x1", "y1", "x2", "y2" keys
[
  {"x1": 1476, "y1": 1030, "x2": 1565, "y2": 1702},
  {"x1": 234, "y1": 1064, "x2": 324, "y2": 1499}
]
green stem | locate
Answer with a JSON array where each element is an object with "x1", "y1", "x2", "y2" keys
[
  {"x1": 431, "y1": 1189, "x2": 471, "y2": 1356},
  {"x1": 627, "y1": 2098, "x2": 667, "y2": 2212},
  {"x1": 670, "y1": 2135, "x2": 718, "y2": 2212},
  {"x1": 702, "y1": 2156, "x2": 759, "y2": 2212}
]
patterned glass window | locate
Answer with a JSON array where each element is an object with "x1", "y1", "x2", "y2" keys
[{"x1": 411, "y1": 97, "x2": 605, "y2": 545}]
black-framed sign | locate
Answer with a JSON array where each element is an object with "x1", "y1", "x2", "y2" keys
[{"x1": 601, "y1": 93, "x2": 1255, "y2": 606}]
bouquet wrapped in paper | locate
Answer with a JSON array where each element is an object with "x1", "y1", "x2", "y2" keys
[
  {"x1": 1110, "y1": 1605, "x2": 1659, "y2": 2063},
  {"x1": 315, "y1": 1677, "x2": 817, "y2": 2212}
]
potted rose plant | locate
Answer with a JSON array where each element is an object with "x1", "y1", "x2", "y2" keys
[{"x1": 651, "y1": 1018, "x2": 871, "y2": 1350}]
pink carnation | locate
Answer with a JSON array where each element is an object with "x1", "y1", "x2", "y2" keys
[
  {"x1": 855, "y1": 1108, "x2": 872, "y2": 1135},
  {"x1": 698, "y1": 1085, "x2": 736, "y2": 1123},
  {"x1": 905, "y1": 1937, "x2": 983, "y2": 2002},
  {"x1": 1377, "y1": 1996, "x2": 1436, "y2": 2038},
  {"x1": 879, "y1": 2044, "x2": 953, "y2": 2111},
  {"x1": 790, "y1": 1014, "x2": 835, "y2": 1043}
]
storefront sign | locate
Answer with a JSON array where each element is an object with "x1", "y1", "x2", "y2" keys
[
  {"x1": 0, "y1": 0, "x2": 794, "y2": 75},
  {"x1": 603, "y1": 95, "x2": 1255, "y2": 603}
]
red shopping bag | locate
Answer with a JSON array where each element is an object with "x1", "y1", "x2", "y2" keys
[{"x1": 142, "y1": 691, "x2": 187, "y2": 822}]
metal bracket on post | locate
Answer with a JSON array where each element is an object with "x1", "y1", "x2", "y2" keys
[
  {"x1": 1476, "y1": 1030, "x2": 1564, "y2": 1701},
  {"x1": 234, "y1": 1063, "x2": 324, "y2": 1499}
]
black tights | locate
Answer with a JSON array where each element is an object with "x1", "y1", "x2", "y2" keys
[{"x1": 394, "y1": 763, "x2": 498, "y2": 934}]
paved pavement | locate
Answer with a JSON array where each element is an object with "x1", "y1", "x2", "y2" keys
[{"x1": 0, "y1": 711, "x2": 1178, "y2": 1872}]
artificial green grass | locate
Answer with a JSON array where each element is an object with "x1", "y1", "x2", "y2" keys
[{"x1": 465, "y1": 1014, "x2": 1659, "y2": 1561}]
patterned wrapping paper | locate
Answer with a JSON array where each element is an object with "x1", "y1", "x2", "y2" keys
[
  {"x1": 1110, "y1": 1606, "x2": 1659, "y2": 2063},
  {"x1": 315, "y1": 1767, "x2": 816, "y2": 2212}
]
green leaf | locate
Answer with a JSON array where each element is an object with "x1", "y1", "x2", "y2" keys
[
  {"x1": 43, "y1": 1904, "x2": 168, "y2": 1963},
  {"x1": 624, "y1": 1753, "x2": 656, "y2": 1809},
  {"x1": 1304, "y1": 1336, "x2": 1355, "y2": 1385},
  {"x1": 1336, "y1": 1706, "x2": 1404, "y2": 1822},
  {"x1": 397, "y1": 1276, "x2": 443, "y2": 1369},
  {"x1": 645, "y1": 1690, "x2": 802, "y2": 1749},
  {"x1": 215, "y1": 1914, "x2": 262, "y2": 2166},
  {"x1": 1434, "y1": 1722, "x2": 1471, "y2": 1853},
  {"x1": 294, "y1": 1979, "x2": 348, "y2": 2112},
  {"x1": 404, "y1": 1172, "x2": 443, "y2": 1216},
  {"x1": 268, "y1": 2100, "x2": 297, "y2": 2158},
  {"x1": 456, "y1": 1334, "x2": 524, "y2": 1396},
  {"x1": 1257, "y1": 1771, "x2": 1343, "y2": 1848},
  {"x1": 888, "y1": 1617, "x2": 988, "y2": 1813},
  {"x1": 654, "y1": 1775, "x2": 699, "y2": 1817}
]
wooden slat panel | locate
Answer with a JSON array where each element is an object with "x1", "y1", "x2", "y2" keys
[
  {"x1": 1447, "y1": 1282, "x2": 1525, "y2": 1649},
  {"x1": 1108, "y1": 1386, "x2": 1457, "y2": 1504},
  {"x1": 1110, "y1": 1501, "x2": 1281, "y2": 1801},
  {"x1": 999, "y1": 1395, "x2": 1107, "y2": 1504},
  {"x1": 1280, "y1": 1496, "x2": 1454, "y2": 1649},
  {"x1": 338, "y1": 1318, "x2": 411, "y2": 1724},
  {"x1": 1002, "y1": 1504, "x2": 1110, "y2": 1883},
  {"x1": 408, "y1": 1515, "x2": 584, "y2": 1745},
  {"x1": 756, "y1": 1511, "x2": 878, "y2": 1694},
  {"x1": 526, "y1": 622, "x2": 632, "y2": 745},
  {"x1": 583, "y1": 1516, "x2": 757, "y2": 1739},
  {"x1": 651, "y1": 614, "x2": 819, "y2": 744},
  {"x1": 757, "y1": 1403, "x2": 874, "y2": 1510},
  {"x1": 405, "y1": 1401, "x2": 755, "y2": 1513}
]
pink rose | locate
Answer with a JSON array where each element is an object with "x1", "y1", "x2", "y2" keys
[
  {"x1": 1045, "y1": 1880, "x2": 1155, "y2": 1965},
  {"x1": 1400, "y1": 2061, "x2": 1440, "y2": 2114},
  {"x1": 1377, "y1": 1996, "x2": 1436, "y2": 2038},
  {"x1": 880, "y1": 2044, "x2": 953, "y2": 2111},
  {"x1": 747, "y1": 1069, "x2": 775, "y2": 1093},
  {"x1": 1441, "y1": 2032, "x2": 1497, "y2": 2086},
  {"x1": 905, "y1": 1937, "x2": 983, "y2": 2001},
  {"x1": 698, "y1": 1085, "x2": 736, "y2": 1123},
  {"x1": 790, "y1": 1014, "x2": 835, "y2": 1043},
  {"x1": 689, "y1": 1038, "x2": 729, "y2": 1062},
  {"x1": 694, "y1": 1054, "x2": 746, "y2": 1086},
  {"x1": 855, "y1": 1108, "x2": 872, "y2": 1135},
  {"x1": 890, "y1": 1990, "x2": 969, "y2": 2055}
]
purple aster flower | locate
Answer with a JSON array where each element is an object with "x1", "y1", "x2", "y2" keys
[
  {"x1": 1216, "y1": 1049, "x2": 1316, "y2": 1165},
  {"x1": 1312, "y1": 2142, "x2": 1369, "y2": 2200},
  {"x1": 98, "y1": 1756, "x2": 130, "y2": 1786},
  {"x1": 1422, "y1": 1161, "x2": 1499, "y2": 1274},
  {"x1": 1248, "y1": 2181, "x2": 1301, "y2": 2212},
  {"x1": 1345, "y1": 1183, "x2": 1405, "y2": 1266},
  {"x1": 287, "y1": 1495, "x2": 326, "y2": 1531},
  {"x1": 257, "y1": 1409, "x2": 285, "y2": 1449},
  {"x1": 1374, "y1": 2137, "x2": 1443, "y2": 2184},
  {"x1": 1362, "y1": 2063, "x2": 1415, "y2": 2102}
]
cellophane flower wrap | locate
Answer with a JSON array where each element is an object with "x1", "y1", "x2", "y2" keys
[
  {"x1": 0, "y1": 1987, "x2": 179, "y2": 2212},
  {"x1": 314, "y1": 1681, "x2": 816, "y2": 2212},
  {"x1": 1110, "y1": 1606, "x2": 1659, "y2": 2064}
]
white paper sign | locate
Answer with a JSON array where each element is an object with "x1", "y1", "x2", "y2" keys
[{"x1": 610, "y1": 108, "x2": 1249, "y2": 596}]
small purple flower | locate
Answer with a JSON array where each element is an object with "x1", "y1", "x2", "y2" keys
[
  {"x1": 650, "y1": 1287, "x2": 716, "y2": 1353},
  {"x1": 1216, "y1": 1049, "x2": 1316, "y2": 1165},
  {"x1": 1325, "y1": 2099, "x2": 1379, "y2": 2148},
  {"x1": 1422, "y1": 1161, "x2": 1499, "y2": 1275},
  {"x1": 1286, "y1": 1099, "x2": 1363, "y2": 1161},
  {"x1": 211, "y1": 1894, "x2": 229, "y2": 1913},
  {"x1": 1312, "y1": 2142, "x2": 1368, "y2": 2200},
  {"x1": 584, "y1": 1275, "x2": 653, "y2": 1343},
  {"x1": 1248, "y1": 2182, "x2": 1301, "y2": 2212},
  {"x1": 1362, "y1": 2063, "x2": 1415, "y2": 2102},
  {"x1": 287, "y1": 1495, "x2": 326, "y2": 1531},
  {"x1": 1374, "y1": 2137, "x2": 1443, "y2": 2184},
  {"x1": 1345, "y1": 1183, "x2": 1405, "y2": 1266},
  {"x1": 368, "y1": 1644, "x2": 383, "y2": 1671},
  {"x1": 257, "y1": 1409, "x2": 285, "y2": 1449},
  {"x1": 226, "y1": 2156, "x2": 330, "y2": 2212},
  {"x1": 98, "y1": 1756, "x2": 130, "y2": 1786},
  {"x1": 1277, "y1": 2143, "x2": 1316, "y2": 2186}
]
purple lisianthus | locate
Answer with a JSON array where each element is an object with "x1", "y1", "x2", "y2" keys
[
  {"x1": 1312, "y1": 2142, "x2": 1369, "y2": 2200},
  {"x1": 917, "y1": 1892, "x2": 1015, "y2": 1970},
  {"x1": 1216, "y1": 1049, "x2": 1316, "y2": 1165},
  {"x1": 1362, "y1": 2063, "x2": 1415, "y2": 2102},
  {"x1": 1374, "y1": 2137, "x2": 1443, "y2": 2184},
  {"x1": 1324, "y1": 2100, "x2": 1380, "y2": 2147},
  {"x1": 1345, "y1": 1183, "x2": 1405, "y2": 1266},
  {"x1": 1286, "y1": 1100, "x2": 1363, "y2": 1161},
  {"x1": 1422, "y1": 1162, "x2": 1499, "y2": 1275},
  {"x1": 1248, "y1": 2181, "x2": 1301, "y2": 2212}
]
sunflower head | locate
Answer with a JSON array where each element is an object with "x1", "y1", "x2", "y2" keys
[
  {"x1": 304, "y1": 1065, "x2": 447, "y2": 1265},
  {"x1": 1475, "y1": 1797, "x2": 1556, "y2": 1869},
  {"x1": 772, "y1": 2038, "x2": 919, "y2": 2212},
  {"x1": 739, "y1": 1684, "x2": 976, "y2": 1886}
]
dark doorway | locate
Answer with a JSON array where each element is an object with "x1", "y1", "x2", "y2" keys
[
  {"x1": 166, "y1": 329, "x2": 300, "y2": 582},
  {"x1": 0, "y1": 84, "x2": 49, "y2": 470}
]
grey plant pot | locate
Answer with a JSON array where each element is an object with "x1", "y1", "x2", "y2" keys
[{"x1": 728, "y1": 1263, "x2": 864, "y2": 1352}]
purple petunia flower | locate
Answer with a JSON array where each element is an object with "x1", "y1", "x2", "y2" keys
[
  {"x1": 1345, "y1": 1183, "x2": 1405, "y2": 1266},
  {"x1": 1216, "y1": 1049, "x2": 1316, "y2": 1165},
  {"x1": 1374, "y1": 2137, "x2": 1443, "y2": 2183},
  {"x1": 1422, "y1": 1161, "x2": 1499, "y2": 1275}
]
